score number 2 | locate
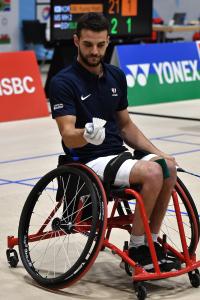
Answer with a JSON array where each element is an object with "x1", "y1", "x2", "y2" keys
[{"x1": 111, "y1": 17, "x2": 132, "y2": 35}]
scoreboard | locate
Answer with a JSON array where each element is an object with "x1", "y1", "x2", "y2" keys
[
  {"x1": 104, "y1": 0, "x2": 152, "y2": 38},
  {"x1": 50, "y1": 0, "x2": 152, "y2": 42}
]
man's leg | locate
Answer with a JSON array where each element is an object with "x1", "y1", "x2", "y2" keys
[
  {"x1": 146, "y1": 159, "x2": 180, "y2": 271},
  {"x1": 86, "y1": 154, "x2": 179, "y2": 270},
  {"x1": 129, "y1": 160, "x2": 164, "y2": 236},
  {"x1": 128, "y1": 159, "x2": 179, "y2": 271},
  {"x1": 126, "y1": 160, "x2": 163, "y2": 271},
  {"x1": 148, "y1": 159, "x2": 177, "y2": 234}
]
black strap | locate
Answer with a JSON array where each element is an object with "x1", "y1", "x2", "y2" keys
[
  {"x1": 133, "y1": 149, "x2": 151, "y2": 159},
  {"x1": 58, "y1": 155, "x2": 73, "y2": 166},
  {"x1": 103, "y1": 152, "x2": 133, "y2": 195}
]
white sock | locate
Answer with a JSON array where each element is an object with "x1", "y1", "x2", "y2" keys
[
  {"x1": 152, "y1": 233, "x2": 159, "y2": 243},
  {"x1": 129, "y1": 234, "x2": 145, "y2": 249},
  {"x1": 145, "y1": 233, "x2": 159, "y2": 245}
]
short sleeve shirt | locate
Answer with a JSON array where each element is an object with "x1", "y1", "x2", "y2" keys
[{"x1": 49, "y1": 60, "x2": 128, "y2": 163}]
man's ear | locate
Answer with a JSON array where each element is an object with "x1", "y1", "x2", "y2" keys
[
  {"x1": 105, "y1": 35, "x2": 110, "y2": 50},
  {"x1": 73, "y1": 34, "x2": 79, "y2": 47}
]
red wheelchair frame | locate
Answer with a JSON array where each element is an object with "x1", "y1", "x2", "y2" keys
[{"x1": 6, "y1": 163, "x2": 200, "y2": 300}]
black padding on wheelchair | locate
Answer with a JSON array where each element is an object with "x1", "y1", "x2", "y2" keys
[
  {"x1": 103, "y1": 152, "x2": 132, "y2": 194},
  {"x1": 58, "y1": 154, "x2": 75, "y2": 165},
  {"x1": 110, "y1": 184, "x2": 142, "y2": 199}
]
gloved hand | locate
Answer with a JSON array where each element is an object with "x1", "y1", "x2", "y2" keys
[{"x1": 84, "y1": 122, "x2": 105, "y2": 145}]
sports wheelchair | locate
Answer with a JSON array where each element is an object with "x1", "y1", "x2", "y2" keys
[{"x1": 6, "y1": 156, "x2": 200, "y2": 300}]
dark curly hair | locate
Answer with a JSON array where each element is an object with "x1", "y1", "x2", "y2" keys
[{"x1": 76, "y1": 12, "x2": 109, "y2": 37}]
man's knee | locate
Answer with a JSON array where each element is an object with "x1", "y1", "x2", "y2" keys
[
  {"x1": 130, "y1": 160, "x2": 163, "y2": 187},
  {"x1": 152, "y1": 156, "x2": 177, "y2": 184},
  {"x1": 145, "y1": 161, "x2": 164, "y2": 187},
  {"x1": 165, "y1": 159, "x2": 177, "y2": 186}
]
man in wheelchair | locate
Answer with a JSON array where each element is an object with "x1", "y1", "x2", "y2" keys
[{"x1": 49, "y1": 12, "x2": 179, "y2": 273}]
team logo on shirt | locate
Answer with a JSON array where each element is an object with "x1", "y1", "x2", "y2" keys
[
  {"x1": 53, "y1": 103, "x2": 64, "y2": 110},
  {"x1": 111, "y1": 88, "x2": 118, "y2": 96}
]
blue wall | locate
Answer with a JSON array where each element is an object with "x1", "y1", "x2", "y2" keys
[
  {"x1": 19, "y1": 0, "x2": 35, "y2": 48},
  {"x1": 19, "y1": 0, "x2": 53, "y2": 60},
  {"x1": 19, "y1": 0, "x2": 35, "y2": 21}
]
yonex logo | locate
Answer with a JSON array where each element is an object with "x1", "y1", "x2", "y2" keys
[
  {"x1": 126, "y1": 60, "x2": 200, "y2": 88},
  {"x1": 126, "y1": 64, "x2": 150, "y2": 87}
]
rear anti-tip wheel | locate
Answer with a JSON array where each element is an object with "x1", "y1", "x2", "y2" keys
[
  {"x1": 134, "y1": 282, "x2": 147, "y2": 300},
  {"x1": 189, "y1": 270, "x2": 200, "y2": 288},
  {"x1": 6, "y1": 249, "x2": 19, "y2": 268}
]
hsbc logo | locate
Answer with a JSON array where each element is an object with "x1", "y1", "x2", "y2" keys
[
  {"x1": 0, "y1": 76, "x2": 36, "y2": 96},
  {"x1": 0, "y1": 51, "x2": 48, "y2": 122},
  {"x1": 126, "y1": 60, "x2": 200, "y2": 87}
]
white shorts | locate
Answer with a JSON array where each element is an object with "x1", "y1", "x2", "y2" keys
[{"x1": 86, "y1": 152, "x2": 157, "y2": 186}]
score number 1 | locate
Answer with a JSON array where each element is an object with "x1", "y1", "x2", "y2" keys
[{"x1": 111, "y1": 17, "x2": 132, "y2": 34}]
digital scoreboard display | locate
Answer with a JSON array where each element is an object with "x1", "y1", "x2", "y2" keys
[
  {"x1": 50, "y1": 0, "x2": 152, "y2": 42},
  {"x1": 105, "y1": 0, "x2": 152, "y2": 38}
]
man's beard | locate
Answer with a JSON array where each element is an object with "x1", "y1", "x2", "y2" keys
[{"x1": 79, "y1": 48, "x2": 104, "y2": 67}]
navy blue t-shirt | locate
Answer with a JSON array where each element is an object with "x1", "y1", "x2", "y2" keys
[{"x1": 49, "y1": 60, "x2": 128, "y2": 163}]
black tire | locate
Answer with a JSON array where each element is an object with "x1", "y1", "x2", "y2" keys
[
  {"x1": 117, "y1": 176, "x2": 200, "y2": 255},
  {"x1": 188, "y1": 270, "x2": 200, "y2": 288},
  {"x1": 159, "y1": 176, "x2": 200, "y2": 256},
  {"x1": 134, "y1": 282, "x2": 147, "y2": 300},
  {"x1": 175, "y1": 177, "x2": 200, "y2": 255},
  {"x1": 18, "y1": 165, "x2": 107, "y2": 288}
]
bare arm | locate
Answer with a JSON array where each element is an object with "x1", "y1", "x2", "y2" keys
[
  {"x1": 55, "y1": 115, "x2": 87, "y2": 148},
  {"x1": 116, "y1": 109, "x2": 175, "y2": 160}
]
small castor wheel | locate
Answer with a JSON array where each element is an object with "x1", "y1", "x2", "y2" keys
[
  {"x1": 6, "y1": 249, "x2": 19, "y2": 268},
  {"x1": 122, "y1": 241, "x2": 132, "y2": 276},
  {"x1": 188, "y1": 270, "x2": 200, "y2": 288},
  {"x1": 125, "y1": 262, "x2": 132, "y2": 276},
  {"x1": 134, "y1": 282, "x2": 147, "y2": 300}
]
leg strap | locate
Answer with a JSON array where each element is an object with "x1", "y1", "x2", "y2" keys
[
  {"x1": 103, "y1": 152, "x2": 132, "y2": 194},
  {"x1": 155, "y1": 158, "x2": 170, "y2": 179}
]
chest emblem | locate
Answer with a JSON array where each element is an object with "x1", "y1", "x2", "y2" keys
[{"x1": 111, "y1": 88, "x2": 118, "y2": 96}]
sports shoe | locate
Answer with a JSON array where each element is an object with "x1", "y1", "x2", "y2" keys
[
  {"x1": 129, "y1": 245, "x2": 156, "y2": 272},
  {"x1": 129, "y1": 243, "x2": 181, "y2": 272},
  {"x1": 153, "y1": 242, "x2": 181, "y2": 272}
]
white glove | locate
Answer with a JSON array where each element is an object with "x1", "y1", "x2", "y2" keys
[{"x1": 84, "y1": 123, "x2": 105, "y2": 145}]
